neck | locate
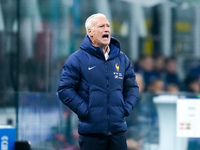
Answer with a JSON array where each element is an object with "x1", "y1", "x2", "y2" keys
[{"x1": 102, "y1": 45, "x2": 108, "y2": 54}]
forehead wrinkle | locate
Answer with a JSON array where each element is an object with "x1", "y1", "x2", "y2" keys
[
  {"x1": 92, "y1": 17, "x2": 109, "y2": 27},
  {"x1": 97, "y1": 22, "x2": 110, "y2": 27}
]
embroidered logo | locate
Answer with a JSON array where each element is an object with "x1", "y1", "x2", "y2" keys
[
  {"x1": 88, "y1": 66, "x2": 96, "y2": 70},
  {"x1": 115, "y1": 63, "x2": 119, "y2": 72},
  {"x1": 113, "y1": 63, "x2": 123, "y2": 80}
]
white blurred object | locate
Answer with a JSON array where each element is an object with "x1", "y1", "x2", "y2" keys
[
  {"x1": 153, "y1": 95, "x2": 188, "y2": 150},
  {"x1": 0, "y1": 2, "x2": 4, "y2": 31}
]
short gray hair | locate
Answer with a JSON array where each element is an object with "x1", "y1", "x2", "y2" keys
[{"x1": 85, "y1": 13, "x2": 106, "y2": 35}]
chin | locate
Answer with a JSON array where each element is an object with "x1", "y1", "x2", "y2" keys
[{"x1": 102, "y1": 40, "x2": 110, "y2": 45}]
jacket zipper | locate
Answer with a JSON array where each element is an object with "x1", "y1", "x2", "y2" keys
[{"x1": 105, "y1": 61, "x2": 111, "y2": 135}]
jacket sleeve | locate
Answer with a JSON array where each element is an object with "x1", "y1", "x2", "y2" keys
[
  {"x1": 123, "y1": 56, "x2": 139, "y2": 117},
  {"x1": 57, "y1": 55, "x2": 88, "y2": 119}
]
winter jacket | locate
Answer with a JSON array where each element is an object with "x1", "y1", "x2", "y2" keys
[{"x1": 57, "y1": 35, "x2": 139, "y2": 135}]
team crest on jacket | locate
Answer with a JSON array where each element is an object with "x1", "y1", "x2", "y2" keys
[
  {"x1": 115, "y1": 63, "x2": 119, "y2": 72},
  {"x1": 113, "y1": 63, "x2": 123, "y2": 79}
]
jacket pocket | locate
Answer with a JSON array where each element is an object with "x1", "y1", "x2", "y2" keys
[{"x1": 114, "y1": 90, "x2": 126, "y2": 116}]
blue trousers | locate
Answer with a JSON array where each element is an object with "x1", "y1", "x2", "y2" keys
[{"x1": 79, "y1": 132, "x2": 127, "y2": 150}]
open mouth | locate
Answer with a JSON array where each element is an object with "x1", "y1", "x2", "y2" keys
[{"x1": 102, "y1": 34, "x2": 109, "y2": 39}]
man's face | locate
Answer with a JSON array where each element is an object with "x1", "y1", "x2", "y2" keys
[{"x1": 88, "y1": 17, "x2": 111, "y2": 47}]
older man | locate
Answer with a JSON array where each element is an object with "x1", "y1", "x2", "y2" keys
[{"x1": 57, "y1": 13, "x2": 139, "y2": 150}]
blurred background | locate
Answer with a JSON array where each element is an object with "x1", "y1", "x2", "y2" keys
[{"x1": 0, "y1": 0, "x2": 200, "y2": 149}]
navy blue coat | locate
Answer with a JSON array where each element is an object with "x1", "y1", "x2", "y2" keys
[{"x1": 57, "y1": 35, "x2": 139, "y2": 135}]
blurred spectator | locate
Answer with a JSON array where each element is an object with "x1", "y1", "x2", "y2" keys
[
  {"x1": 147, "y1": 79, "x2": 165, "y2": 94},
  {"x1": 134, "y1": 54, "x2": 154, "y2": 73},
  {"x1": 166, "y1": 84, "x2": 179, "y2": 93},
  {"x1": 135, "y1": 73, "x2": 145, "y2": 94},
  {"x1": 152, "y1": 54, "x2": 165, "y2": 79},
  {"x1": 164, "y1": 56, "x2": 180, "y2": 88},
  {"x1": 133, "y1": 54, "x2": 146, "y2": 73},
  {"x1": 184, "y1": 74, "x2": 200, "y2": 94},
  {"x1": 188, "y1": 65, "x2": 200, "y2": 78},
  {"x1": 135, "y1": 55, "x2": 157, "y2": 90}
]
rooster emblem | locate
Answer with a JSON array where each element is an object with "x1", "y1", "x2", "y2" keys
[{"x1": 115, "y1": 63, "x2": 119, "y2": 72}]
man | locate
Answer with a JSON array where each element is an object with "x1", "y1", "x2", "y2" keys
[{"x1": 57, "y1": 13, "x2": 139, "y2": 150}]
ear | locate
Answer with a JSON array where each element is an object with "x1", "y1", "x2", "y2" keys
[{"x1": 88, "y1": 28, "x2": 93, "y2": 37}]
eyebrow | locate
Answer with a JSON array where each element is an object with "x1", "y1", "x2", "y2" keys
[{"x1": 98, "y1": 23, "x2": 110, "y2": 27}]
